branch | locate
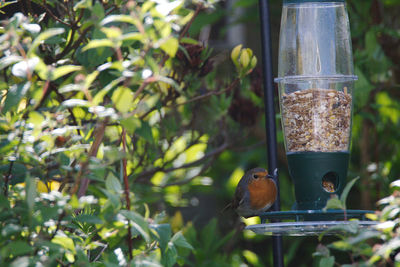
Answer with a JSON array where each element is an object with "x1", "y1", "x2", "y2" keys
[
  {"x1": 179, "y1": 4, "x2": 203, "y2": 39},
  {"x1": 161, "y1": 156, "x2": 214, "y2": 187},
  {"x1": 168, "y1": 78, "x2": 239, "y2": 107},
  {"x1": 121, "y1": 129, "x2": 133, "y2": 260},
  {"x1": 54, "y1": 26, "x2": 93, "y2": 62},
  {"x1": 42, "y1": 0, "x2": 71, "y2": 27},
  {"x1": 135, "y1": 142, "x2": 229, "y2": 181},
  {"x1": 70, "y1": 118, "x2": 109, "y2": 197}
]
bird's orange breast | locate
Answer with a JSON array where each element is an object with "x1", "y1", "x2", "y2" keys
[{"x1": 247, "y1": 178, "x2": 277, "y2": 210}]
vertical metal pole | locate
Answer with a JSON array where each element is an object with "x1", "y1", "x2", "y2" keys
[{"x1": 258, "y1": 0, "x2": 284, "y2": 266}]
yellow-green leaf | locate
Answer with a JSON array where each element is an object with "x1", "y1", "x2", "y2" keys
[
  {"x1": 52, "y1": 236, "x2": 76, "y2": 253},
  {"x1": 111, "y1": 86, "x2": 133, "y2": 113},
  {"x1": 28, "y1": 28, "x2": 65, "y2": 56},
  {"x1": 231, "y1": 44, "x2": 242, "y2": 64},
  {"x1": 160, "y1": 38, "x2": 179, "y2": 58},
  {"x1": 83, "y1": 39, "x2": 114, "y2": 52},
  {"x1": 51, "y1": 65, "x2": 82, "y2": 81}
]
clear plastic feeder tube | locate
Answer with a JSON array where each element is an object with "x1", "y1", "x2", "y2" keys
[{"x1": 275, "y1": 1, "x2": 357, "y2": 154}]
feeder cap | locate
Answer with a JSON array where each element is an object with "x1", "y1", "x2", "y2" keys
[{"x1": 284, "y1": 0, "x2": 345, "y2": 3}]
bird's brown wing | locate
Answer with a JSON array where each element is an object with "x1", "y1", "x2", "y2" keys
[{"x1": 231, "y1": 184, "x2": 244, "y2": 209}]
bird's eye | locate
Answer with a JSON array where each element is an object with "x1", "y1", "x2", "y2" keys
[{"x1": 253, "y1": 174, "x2": 259, "y2": 179}]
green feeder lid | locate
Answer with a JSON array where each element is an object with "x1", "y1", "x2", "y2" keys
[{"x1": 284, "y1": 0, "x2": 345, "y2": 3}]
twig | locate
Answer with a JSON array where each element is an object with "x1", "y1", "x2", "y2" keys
[
  {"x1": 70, "y1": 118, "x2": 109, "y2": 197},
  {"x1": 168, "y1": 78, "x2": 239, "y2": 107},
  {"x1": 55, "y1": 26, "x2": 93, "y2": 61},
  {"x1": 159, "y1": 3, "x2": 203, "y2": 66},
  {"x1": 179, "y1": 4, "x2": 203, "y2": 39},
  {"x1": 161, "y1": 157, "x2": 214, "y2": 187},
  {"x1": 26, "y1": 0, "x2": 34, "y2": 16},
  {"x1": 132, "y1": 76, "x2": 157, "y2": 101},
  {"x1": 136, "y1": 142, "x2": 229, "y2": 181},
  {"x1": 121, "y1": 129, "x2": 133, "y2": 260},
  {"x1": 42, "y1": 0, "x2": 71, "y2": 27},
  {"x1": 93, "y1": 244, "x2": 108, "y2": 262}
]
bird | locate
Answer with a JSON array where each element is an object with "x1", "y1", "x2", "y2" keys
[{"x1": 223, "y1": 168, "x2": 278, "y2": 218}]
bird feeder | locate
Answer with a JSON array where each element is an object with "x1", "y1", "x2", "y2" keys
[
  {"x1": 276, "y1": 0, "x2": 356, "y2": 211},
  {"x1": 248, "y1": 0, "x2": 376, "y2": 238}
]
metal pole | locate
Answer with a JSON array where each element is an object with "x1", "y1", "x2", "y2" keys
[{"x1": 257, "y1": 0, "x2": 284, "y2": 266}]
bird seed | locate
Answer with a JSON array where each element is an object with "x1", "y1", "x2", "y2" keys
[{"x1": 281, "y1": 88, "x2": 352, "y2": 152}]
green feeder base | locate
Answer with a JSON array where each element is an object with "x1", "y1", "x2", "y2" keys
[{"x1": 287, "y1": 152, "x2": 349, "y2": 210}]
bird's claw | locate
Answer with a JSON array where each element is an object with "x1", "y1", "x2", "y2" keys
[
  {"x1": 268, "y1": 168, "x2": 278, "y2": 179},
  {"x1": 273, "y1": 168, "x2": 278, "y2": 178}
]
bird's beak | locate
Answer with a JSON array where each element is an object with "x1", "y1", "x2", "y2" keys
[{"x1": 267, "y1": 174, "x2": 273, "y2": 178}]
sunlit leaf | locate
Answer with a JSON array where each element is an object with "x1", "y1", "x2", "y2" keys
[
  {"x1": 120, "y1": 210, "x2": 150, "y2": 242},
  {"x1": 50, "y1": 65, "x2": 82, "y2": 80},
  {"x1": 28, "y1": 28, "x2": 65, "y2": 56},
  {"x1": 52, "y1": 236, "x2": 76, "y2": 253},
  {"x1": 0, "y1": 55, "x2": 23, "y2": 71},
  {"x1": 101, "y1": 15, "x2": 138, "y2": 26},
  {"x1": 2, "y1": 82, "x2": 30, "y2": 114},
  {"x1": 11, "y1": 57, "x2": 39, "y2": 78},
  {"x1": 160, "y1": 38, "x2": 179, "y2": 57},
  {"x1": 111, "y1": 86, "x2": 133, "y2": 113},
  {"x1": 82, "y1": 39, "x2": 114, "y2": 51}
]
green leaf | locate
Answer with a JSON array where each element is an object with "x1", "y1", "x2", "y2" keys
[
  {"x1": 52, "y1": 236, "x2": 76, "y2": 253},
  {"x1": 330, "y1": 240, "x2": 352, "y2": 251},
  {"x1": 323, "y1": 195, "x2": 344, "y2": 211},
  {"x1": 120, "y1": 210, "x2": 150, "y2": 242},
  {"x1": 163, "y1": 243, "x2": 177, "y2": 267},
  {"x1": 82, "y1": 39, "x2": 114, "y2": 52},
  {"x1": 111, "y1": 86, "x2": 134, "y2": 113},
  {"x1": 74, "y1": 214, "x2": 103, "y2": 224},
  {"x1": 28, "y1": 28, "x2": 65, "y2": 56},
  {"x1": 0, "y1": 55, "x2": 23, "y2": 71},
  {"x1": 136, "y1": 121, "x2": 153, "y2": 143},
  {"x1": 171, "y1": 231, "x2": 193, "y2": 250},
  {"x1": 120, "y1": 116, "x2": 141, "y2": 134},
  {"x1": 28, "y1": 111, "x2": 44, "y2": 127},
  {"x1": 2, "y1": 82, "x2": 30, "y2": 114},
  {"x1": 340, "y1": 177, "x2": 360, "y2": 208},
  {"x1": 50, "y1": 65, "x2": 82, "y2": 80},
  {"x1": 101, "y1": 15, "x2": 138, "y2": 26},
  {"x1": 160, "y1": 38, "x2": 179, "y2": 58},
  {"x1": 180, "y1": 37, "x2": 198, "y2": 45},
  {"x1": 151, "y1": 224, "x2": 171, "y2": 251},
  {"x1": 105, "y1": 173, "x2": 122, "y2": 193},
  {"x1": 319, "y1": 256, "x2": 335, "y2": 267},
  {"x1": 1, "y1": 224, "x2": 21, "y2": 237},
  {"x1": 1, "y1": 241, "x2": 34, "y2": 257}
]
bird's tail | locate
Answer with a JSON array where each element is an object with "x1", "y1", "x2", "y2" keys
[{"x1": 221, "y1": 202, "x2": 232, "y2": 213}]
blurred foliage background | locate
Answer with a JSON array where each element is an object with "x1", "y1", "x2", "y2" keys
[{"x1": 0, "y1": 0, "x2": 400, "y2": 266}]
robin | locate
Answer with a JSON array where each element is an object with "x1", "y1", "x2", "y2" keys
[{"x1": 224, "y1": 168, "x2": 278, "y2": 218}]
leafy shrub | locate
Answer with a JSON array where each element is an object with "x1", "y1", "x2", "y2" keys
[{"x1": 0, "y1": 0, "x2": 259, "y2": 265}]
